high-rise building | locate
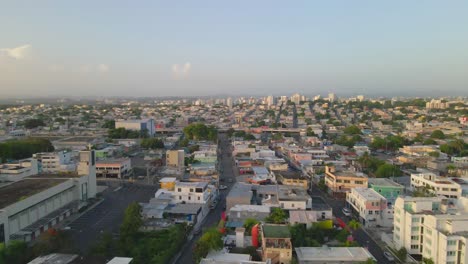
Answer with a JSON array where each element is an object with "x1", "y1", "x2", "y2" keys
[
  {"x1": 393, "y1": 196, "x2": 468, "y2": 263},
  {"x1": 226, "y1": 97, "x2": 233, "y2": 109},
  {"x1": 328, "y1": 93, "x2": 336, "y2": 102},
  {"x1": 290, "y1": 93, "x2": 301, "y2": 105},
  {"x1": 266, "y1": 95, "x2": 275, "y2": 107},
  {"x1": 426, "y1": 99, "x2": 450, "y2": 109},
  {"x1": 357, "y1": 95, "x2": 365, "y2": 102}
]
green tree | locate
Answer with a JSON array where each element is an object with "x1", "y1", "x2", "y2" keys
[
  {"x1": 90, "y1": 231, "x2": 116, "y2": 258},
  {"x1": 243, "y1": 218, "x2": 259, "y2": 235},
  {"x1": 23, "y1": 118, "x2": 46, "y2": 129},
  {"x1": 348, "y1": 219, "x2": 360, "y2": 230},
  {"x1": 422, "y1": 257, "x2": 435, "y2": 264},
  {"x1": 193, "y1": 228, "x2": 223, "y2": 263},
  {"x1": 430, "y1": 130, "x2": 445, "y2": 139},
  {"x1": 375, "y1": 163, "x2": 402, "y2": 178},
  {"x1": 244, "y1": 133, "x2": 256, "y2": 140},
  {"x1": 119, "y1": 202, "x2": 143, "y2": 254},
  {"x1": 0, "y1": 138, "x2": 54, "y2": 163},
  {"x1": 423, "y1": 138, "x2": 437, "y2": 145},
  {"x1": 102, "y1": 119, "x2": 116, "y2": 129},
  {"x1": 343, "y1": 125, "x2": 362, "y2": 135},
  {"x1": 141, "y1": 138, "x2": 165, "y2": 149},
  {"x1": 396, "y1": 247, "x2": 407, "y2": 262},
  {"x1": 265, "y1": 208, "x2": 287, "y2": 224}
]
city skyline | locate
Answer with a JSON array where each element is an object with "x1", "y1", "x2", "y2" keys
[{"x1": 1, "y1": 1, "x2": 468, "y2": 97}]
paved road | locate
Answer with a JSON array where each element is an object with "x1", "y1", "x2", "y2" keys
[
  {"x1": 67, "y1": 182, "x2": 158, "y2": 254},
  {"x1": 311, "y1": 186, "x2": 392, "y2": 264},
  {"x1": 176, "y1": 134, "x2": 235, "y2": 264}
]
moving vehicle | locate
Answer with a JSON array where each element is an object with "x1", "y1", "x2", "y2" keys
[
  {"x1": 342, "y1": 208, "x2": 351, "y2": 217},
  {"x1": 383, "y1": 251, "x2": 395, "y2": 262}
]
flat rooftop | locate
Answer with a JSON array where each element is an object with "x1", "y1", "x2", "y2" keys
[
  {"x1": 29, "y1": 172, "x2": 83, "y2": 179},
  {"x1": 352, "y1": 187, "x2": 386, "y2": 201},
  {"x1": 295, "y1": 247, "x2": 374, "y2": 262},
  {"x1": 0, "y1": 178, "x2": 67, "y2": 208},
  {"x1": 175, "y1": 181, "x2": 208, "y2": 188},
  {"x1": 368, "y1": 178, "x2": 404, "y2": 188},
  {"x1": 262, "y1": 224, "x2": 291, "y2": 238}
]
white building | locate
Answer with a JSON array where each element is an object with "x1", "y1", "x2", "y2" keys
[
  {"x1": 95, "y1": 158, "x2": 132, "y2": 179},
  {"x1": 33, "y1": 151, "x2": 76, "y2": 173},
  {"x1": 0, "y1": 158, "x2": 39, "y2": 182},
  {"x1": 346, "y1": 187, "x2": 393, "y2": 227},
  {"x1": 0, "y1": 150, "x2": 97, "y2": 244},
  {"x1": 328, "y1": 93, "x2": 336, "y2": 102},
  {"x1": 174, "y1": 181, "x2": 211, "y2": 204},
  {"x1": 393, "y1": 196, "x2": 468, "y2": 263},
  {"x1": 411, "y1": 172, "x2": 462, "y2": 198},
  {"x1": 115, "y1": 119, "x2": 155, "y2": 136}
]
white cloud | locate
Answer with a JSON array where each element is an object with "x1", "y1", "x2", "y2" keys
[
  {"x1": 97, "y1": 64, "x2": 110, "y2": 73},
  {"x1": 172, "y1": 62, "x2": 191, "y2": 78},
  {"x1": 0, "y1": 44, "x2": 32, "y2": 60}
]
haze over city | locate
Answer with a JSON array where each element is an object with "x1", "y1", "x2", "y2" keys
[{"x1": 1, "y1": 1, "x2": 468, "y2": 98}]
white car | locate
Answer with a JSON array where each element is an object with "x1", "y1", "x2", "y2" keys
[
  {"x1": 342, "y1": 208, "x2": 351, "y2": 217},
  {"x1": 383, "y1": 251, "x2": 395, "y2": 262},
  {"x1": 219, "y1": 185, "x2": 228, "y2": 190}
]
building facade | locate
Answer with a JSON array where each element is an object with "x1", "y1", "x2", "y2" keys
[{"x1": 346, "y1": 187, "x2": 393, "y2": 227}]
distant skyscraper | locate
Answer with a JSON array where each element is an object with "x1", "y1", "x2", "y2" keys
[
  {"x1": 328, "y1": 93, "x2": 336, "y2": 102},
  {"x1": 290, "y1": 93, "x2": 301, "y2": 104},
  {"x1": 357, "y1": 95, "x2": 365, "y2": 102},
  {"x1": 226, "y1": 97, "x2": 233, "y2": 108},
  {"x1": 266, "y1": 95, "x2": 275, "y2": 107}
]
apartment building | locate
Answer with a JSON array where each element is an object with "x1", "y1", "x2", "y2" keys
[
  {"x1": 277, "y1": 185, "x2": 312, "y2": 210},
  {"x1": 368, "y1": 178, "x2": 405, "y2": 201},
  {"x1": 393, "y1": 196, "x2": 468, "y2": 264},
  {"x1": 0, "y1": 150, "x2": 96, "y2": 244},
  {"x1": 411, "y1": 172, "x2": 462, "y2": 198},
  {"x1": 174, "y1": 181, "x2": 211, "y2": 204},
  {"x1": 346, "y1": 187, "x2": 393, "y2": 227},
  {"x1": 166, "y1": 150, "x2": 185, "y2": 168},
  {"x1": 261, "y1": 224, "x2": 292, "y2": 264},
  {"x1": 275, "y1": 171, "x2": 308, "y2": 189},
  {"x1": 324, "y1": 166, "x2": 368, "y2": 197},
  {"x1": 95, "y1": 158, "x2": 132, "y2": 179},
  {"x1": 33, "y1": 151, "x2": 76, "y2": 173}
]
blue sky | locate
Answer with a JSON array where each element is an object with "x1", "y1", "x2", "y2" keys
[{"x1": 1, "y1": 1, "x2": 467, "y2": 97}]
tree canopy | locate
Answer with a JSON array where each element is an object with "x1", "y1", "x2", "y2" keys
[
  {"x1": 0, "y1": 138, "x2": 54, "y2": 163},
  {"x1": 140, "y1": 138, "x2": 165, "y2": 149},
  {"x1": 23, "y1": 118, "x2": 46, "y2": 129},
  {"x1": 375, "y1": 163, "x2": 402, "y2": 178},
  {"x1": 430, "y1": 130, "x2": 445, "y2": 139},
  {"x1": 343, "y1": 125, "x2": 362, "y2": 135},
  {"x1": 183, "y1": 123, "x2": 218, "y2": 142},
  {"x1": 265, "y1": 208, "x2": 288, "y2": 224},
  {"x1": 193, "y1": 228, "x2": 223, "y2": 263}
]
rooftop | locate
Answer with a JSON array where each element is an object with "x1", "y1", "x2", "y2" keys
[
  {"x1": 352, "y1": 187, "x2": 386, "y2": 201},
  {"x1": 368, "y1": 178, "x2": 404, "y2": 188},
  {"x1": 29, "y1": 172, "x2": 83, "y2": 179},
  {"x1": 0, "y1": 178, "x2": 67, "y2": 208},
  {"x1": 262, "y1": 224, "x2": 291, "y2": 238},
  {"x1": 295, "y1": 246, "x2": 374, "y2": 262},
  {"x1": 175, "y1": 181, "x2": 208, "y2": 188}
]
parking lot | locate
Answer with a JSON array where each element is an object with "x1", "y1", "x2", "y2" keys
[{"x1": 67, "y1": 182, "x2": 158, "y2": 253}]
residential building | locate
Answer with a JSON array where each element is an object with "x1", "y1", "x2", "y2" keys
[
  {"x1": 174, "y1": 181, "x2": 211, "y2": 204},
  {"x1": 289, "y1": 210, "x2": 333, "y2": 229},
  {"x1": 166, "y1": 150, "x2": 185, "y2": 168},
  {"x1": 95, "y1": 158, "x2": 132, "y2": 179},
  {"x1": 295, "y1": 247, "x2": 375, "y2": 264},
  {"x1": 115, "y1": 119, "x2": 155, "y2": 136},
  {"x1": 201, "y1": 251, "x2": 271, "y2": 264},
  {"x1": 277, "y1": 185, "x2": 312, "y2": 210},
  {"x1": 261, "y1": 224, "x2": 292, "y2": 264},
  {"x1": 33, "y1": 151, "x2": 76, "y2": 173},
  {"x1": 346, "y1": 187, "x2": 393, "y2": 227},
  {"x1": 0, "y1": 150, "x2": 97, "y2": 244},
  {"x1": 368, "y1": 178, "x2": 405, "y2": 201},
  {"x1": 426, "y1": 99, "x2": 450, "y2": 109},
  {"x1": 393, "y1": 196, "x2": 468, "y2": 263},
  {"x1": 275, "y1": 171, "x2": 308, "y2": 189},
  {"x1": 159, "y1": 177, "x2": 177, "y2": 190},
  {"x1": 324, "y1": 166, "x2": 368, "y2": 198},
  {"x1": 228, "y1": 205, "x2": 271, "y2": 228},
  {"x1": 411, "y1": 172, "x2": 462, "y2": 198}
]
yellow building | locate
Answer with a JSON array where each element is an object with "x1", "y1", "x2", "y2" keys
[
  {"x1": 325, "y1": 166, "x2": 368, "y2": 198},
  {"x1": 159, "y1": 177, "x2": 176, "y2": 190},
  {"x1": 166, "y1": 150, "x2": 185, "y2": 168},
  {"x1": 276, "y1": 171, "x2": 308, "y2": 189},
  {"x1": 261, "y1": 224, "x2": 292, "y2": 264}
]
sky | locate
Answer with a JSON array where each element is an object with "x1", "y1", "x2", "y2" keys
[{"x1": 1, "y1": 1, "x2": 468, "y2": 98}]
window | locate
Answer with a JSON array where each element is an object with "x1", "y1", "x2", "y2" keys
[
  {"x1": 198, "y1": 197, "x2": 201, "y2": 201},
  {"x1": 375, "y1": 211, "x2": 380, "y2": 215},
  {"x1": 412, "y1": 227, "x2": 419, "y2": 232},
  {"x1": 411, "y1": 235, "x2": 419, "y2": 240},
  {"x1": 369, "y1": 210, "x2": 373, "y2": 215},
  {"x1": 412, "y1": 217, "x2": 419, "y2": 223},
  {"x1": 355, "y1": 181, "x2": 364, "y2": 185},
  {"x1": 291, "y1": 204, "x2": 295, "y2": 207},
  {"x1": 178, "y1": 188, "x2": 181, "y2": 192},
  {"x1": 188, "y1": 196, "x2": 191, "y2": 200},
  {"x1": 448, "y1": 240, "x2": 457, "y2": 246},
  {"x1": 344, "y1": 180, "x2": 350, "y2": 184},
  {"x1": 411, "y1": 245, "x2": 419, "y2": 249},
  {"x1": 190, "y1": 188, "x2": 194, "y2": 192},
  {"x1": 447, "y1": 251, "x2": 456, "y2": 256},
  {"x1": 179, "y1": 196, "x2": 182, "y2": 200}
]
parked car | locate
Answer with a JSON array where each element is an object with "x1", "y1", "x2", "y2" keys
[
  {"x1": 342, "y1": 208, "x2": 351, "y2": 217},
  {"x1": 383, "y1": 251, "x2": 395, "y2": 262}
]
